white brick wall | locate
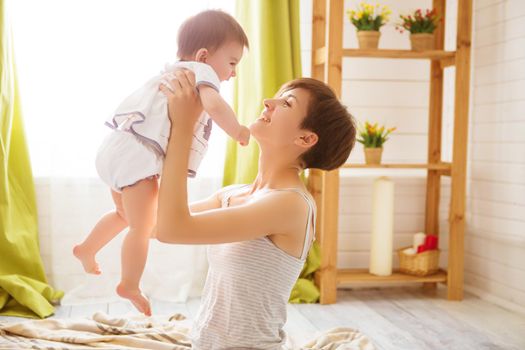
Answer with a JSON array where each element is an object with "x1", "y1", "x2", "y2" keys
[
  {"x1": 300, "y1": 0, "x2": 525, "y2": 313},
  {"x1": 300, "y1": 0, "x2": 452, "y2": 269},
  {"x1": 463, "y1": 0, "x2": 525, "y2": 313}
]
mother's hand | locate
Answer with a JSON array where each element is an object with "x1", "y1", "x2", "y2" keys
[{"x1": 159, "y1": 69, "x2": 203, "y2": 134}]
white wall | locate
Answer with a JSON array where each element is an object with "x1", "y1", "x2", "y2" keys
[
  {"x1": 300, "y1": 0, "x2": 525, "y2": 313},
  {"x1": 300, "y1": 0, "x2": 453, "y2": 269},
  {"x1": 464, "y1": 0, "x2": 525, "y2": 313}
]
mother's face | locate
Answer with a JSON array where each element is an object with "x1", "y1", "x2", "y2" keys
[{"x1": 249, "y1": 88, "x2": 313, "y2": 150}]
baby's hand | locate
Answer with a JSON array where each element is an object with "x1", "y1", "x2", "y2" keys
[{"x1": 237, "y1": 126, "x2": 251, "y2": 146}]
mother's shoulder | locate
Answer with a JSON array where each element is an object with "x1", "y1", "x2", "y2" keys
[
  {"x1": 254, "y1": 187, "x2": 313, "y2": 214},
  {"x1": 215, "y1": 183, "x2": 249, "y2": 202}
]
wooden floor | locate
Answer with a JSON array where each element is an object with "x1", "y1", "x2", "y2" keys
[{"x1": 1, "y1": 286, "x2": 524, "y2": 349}]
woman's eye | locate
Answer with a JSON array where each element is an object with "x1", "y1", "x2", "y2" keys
[{"x1": 283, "y1": 100, "x2": 291, "y2": 107}]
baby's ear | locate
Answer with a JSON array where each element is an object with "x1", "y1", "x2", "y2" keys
[{"x1": 195, "y1": 48, "x2": 209, "y2": 63}]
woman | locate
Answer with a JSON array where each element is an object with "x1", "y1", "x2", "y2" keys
[{"x1": 157, "y1": 70, "x2": 356, "y2": 349}]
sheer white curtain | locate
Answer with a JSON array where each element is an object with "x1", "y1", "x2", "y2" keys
[{"x1": 10, "y1": 0, "x2": 234, "y2": 304}]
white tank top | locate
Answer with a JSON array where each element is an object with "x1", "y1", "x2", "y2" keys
[{"x1": 190, "y1": 184, "x2": 316, "y2": 350}]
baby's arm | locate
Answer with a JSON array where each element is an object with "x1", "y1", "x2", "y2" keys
[{"x1": 199, "y1": 86, "x2": 250, "y2": 146}]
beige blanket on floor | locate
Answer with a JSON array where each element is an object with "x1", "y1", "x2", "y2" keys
[{"x1": 0, "y1": 312, "x2": 374, "y2": 350}]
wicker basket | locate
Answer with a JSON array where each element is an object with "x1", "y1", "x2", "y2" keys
[{"x1": 397, "y1": 246, "x2": 440, "y2": 276}]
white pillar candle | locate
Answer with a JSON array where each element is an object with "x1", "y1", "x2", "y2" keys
[
  {"x1": 369, "y1": 176, "x2": 395, "y2": 276},
  {"x1": 413, "y1": 232, "x2": 426, "y2": 250}
]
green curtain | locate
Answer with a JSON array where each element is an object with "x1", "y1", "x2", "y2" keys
[
  {"x1": 225, "y1": 0, "x2": 320, "y2": 303},
  {"x1": 0, "y1": 0, "x2": 63, "y2": 318}
]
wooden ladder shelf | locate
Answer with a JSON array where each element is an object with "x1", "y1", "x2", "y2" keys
[{"x1": 307, "y1": 0, "x2": 472, "y2": 304}]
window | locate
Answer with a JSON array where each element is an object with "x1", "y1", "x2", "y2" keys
[{"x1": 10, "y1": 0, "x2": 234, "y2": 177}]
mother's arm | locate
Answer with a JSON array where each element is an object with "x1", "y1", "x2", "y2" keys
[
  {"x1": 188, "y1": 185, "x2": 238, "y2": 213},
  {"x1": 156, "y1": 71, "x2": 308, "y2": 245}
]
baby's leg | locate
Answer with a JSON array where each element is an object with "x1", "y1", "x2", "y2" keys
[
  {"x1": 116, "y1": 177, "x2": 158, "y2": 316},
  {"x1": 73, "y1": 190, "x2": 128, "y2": 274}
]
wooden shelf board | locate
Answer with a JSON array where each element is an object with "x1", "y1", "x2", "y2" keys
[
  {"x1": 337, "y1": 268, "x2": 448, "y2": 284},
  {"x1": 341, "y1": 162, "x2": 451, "y2": 171},
  {"x1": 343, "y1": 48, "x2": 456, "y2": 60}
]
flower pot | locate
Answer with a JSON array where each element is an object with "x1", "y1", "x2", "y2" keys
[
  {"x1": 364, "y1": 147, "x2": 383, "y2": 164},
  {"x1": 357, "y1": 30, "x2": 381, "y2": 49},
  {"x1": 410, "y1": 33, "x2": 435, "y2": 51}
]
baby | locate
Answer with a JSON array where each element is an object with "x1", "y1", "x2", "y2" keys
[{"x1": 73, "y1": 10, "x2": 250, "y2": 316}]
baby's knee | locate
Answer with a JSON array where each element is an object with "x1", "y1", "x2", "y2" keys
[
  {"x1": 116, "y1": 207, "x2": 127, "y2": 222},
  {"x1": 127, "y1": 225, "x2": 155, "y2": 238}
]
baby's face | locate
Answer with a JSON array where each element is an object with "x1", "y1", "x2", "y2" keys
[{"x1": 205, "y1": 41, "x2": 244, "y2": 82}]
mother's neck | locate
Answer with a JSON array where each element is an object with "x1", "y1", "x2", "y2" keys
[{"x1": 249, "y1": 149, "x2": 303, "y2": 193}]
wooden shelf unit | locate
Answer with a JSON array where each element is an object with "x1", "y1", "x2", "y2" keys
[
  {"x1": 307, "y1": 0, "x2": 472, "y2": 303},
  {"x1": 336, "y1": 269, "x2": 448, "y2": 285},
  {"x1": 316, "y1": 47, "x2": 456, "y2": 65}
]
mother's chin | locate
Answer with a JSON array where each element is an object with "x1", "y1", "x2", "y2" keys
[{"x1": 248, "y1": 117, "x2": 270, "y2": 142}]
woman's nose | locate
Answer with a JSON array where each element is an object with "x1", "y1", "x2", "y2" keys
[{"x1": 263, "y1": 99, "x2": 274, "y2": 111}]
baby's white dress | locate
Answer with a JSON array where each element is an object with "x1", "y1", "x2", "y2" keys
[{"x1": 96, "y1": 61, "x2": 220, "y2": 192}]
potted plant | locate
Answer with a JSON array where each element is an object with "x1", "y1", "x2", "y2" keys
[
  {"x1": 397, "y1": 9, "x2": 440, "y2": 51},
  {"x1": 357, "y1": 121, "x2": 396, "y2": 164},
  {"x1": 347, "y1": 3, "x2": 391, "y2": 49}
]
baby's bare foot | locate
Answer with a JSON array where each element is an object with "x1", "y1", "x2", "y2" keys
[
  {"x1": 116, "y1": 283, "x2": 151, "y2": 316},
  {"x1": 72, "y1": 245, "x2": 101, "y2": 275}
]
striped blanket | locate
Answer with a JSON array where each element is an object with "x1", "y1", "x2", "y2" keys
[{"x1": 0, "y1": 312, "x2": 374, "y2": 349}]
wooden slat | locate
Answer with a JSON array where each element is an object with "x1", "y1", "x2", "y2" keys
[
  {"x1": 316, "y1": 0, "x2": 344, "y2": 305},
  {"x1": 440, "y1": 56, "x2": 456, "y2": 68},
  {"x1": 314, "y1": 46, "x2": 326, "y2": 65},
  {"x1": 425, "y1": 0, "x2": 446, "y2": 292},
  {"x1": 448, "y1": 0, "x2": 473, "y2": 301},
  {"x1": 311, "y1": 0, "x2": 326, "y2": 81},
  {"x1": 309, "y1": 0, "x2": 327, "y2": 302},
  {"x1": 326, "y1": 1, "x2": 343, "y2": 97},
  {"x1": 341, "y1": 162, "x2": 451, "y2": 171},
  {"x1": 318, "y1": 169, "x2": 340, "y2": 304},
  {"x1": 343, "y1": 49, "x2": 455, "y2": 60},
  {"x1": 337, "y1": 269, "x2": 448, "y2": 284}
]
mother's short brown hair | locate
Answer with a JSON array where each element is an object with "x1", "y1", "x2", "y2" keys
[{"x1": 279, "y1": 78, "x2": 356, "y2": 171}]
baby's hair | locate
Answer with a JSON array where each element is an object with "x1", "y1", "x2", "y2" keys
[{"x1": 177, "y1": 10, "x2": 249, "y2": 60}]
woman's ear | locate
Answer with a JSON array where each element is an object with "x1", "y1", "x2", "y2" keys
[
  {"x1": 195, "y1": 48, "x2": 209, "y2": 63},
  {"x1": 294, "y1": 131, "x2": 318, "y2": 149}
]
